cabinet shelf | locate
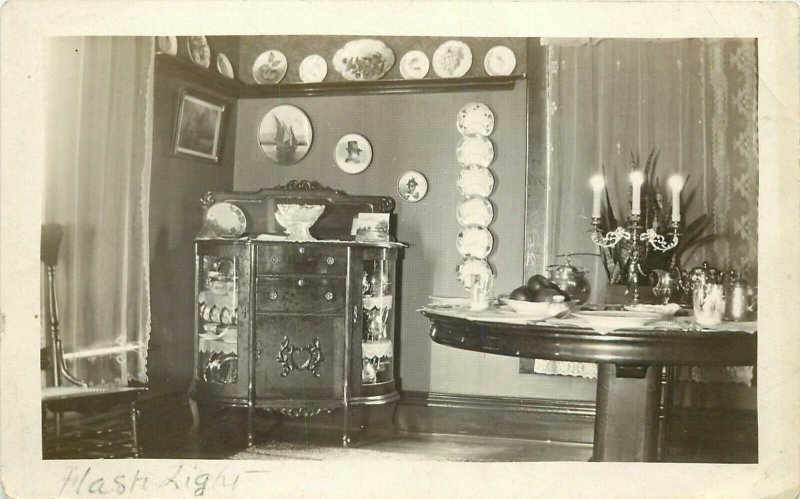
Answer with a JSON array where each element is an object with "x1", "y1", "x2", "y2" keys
[{"x1": 156, "y1": 54, "x2": 524, "y2": 98}]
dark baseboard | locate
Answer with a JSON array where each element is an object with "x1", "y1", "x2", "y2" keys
[{"x1": 396, "y1": 391, "x2": 596, "y2": 445}]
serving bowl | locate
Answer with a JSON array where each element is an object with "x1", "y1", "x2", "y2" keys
[{"x1": 275, "y1": 204, "x2": 325, "y2": 241}]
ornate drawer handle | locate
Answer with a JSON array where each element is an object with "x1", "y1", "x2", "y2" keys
[
  {"x1": 326, "y1": 256, "x2": 335, "y2": 265},
  {"x1": 256, "y1": 341, "x2": 263, "y2": 360},
  {"x1": 297, "y1": 279, "x2": 305, "y2": 287},
  {"x1": 270, "y1": 256, "x2": 279, "y2": 264},
  {"x1": 269, "y1": 291, "x2": 278, "y2": 300},
  {"x1": 325, "y1": 291, "x2": 334, "y2": 301}
]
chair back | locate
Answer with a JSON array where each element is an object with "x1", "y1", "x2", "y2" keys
[{"x1": 41, "y1": 223, "x2": 86, "y2": 388}]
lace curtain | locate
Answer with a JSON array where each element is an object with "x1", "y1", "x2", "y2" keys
[
  {"x1": 527, "y1": 38, "x2": 758, "y2": 382},
  {"x1": 43, "y1": 37, "x2": 154, "y2": 385}
]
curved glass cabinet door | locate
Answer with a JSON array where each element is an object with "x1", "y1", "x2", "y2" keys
[
  {"x1": 360, "y1": 257, "x2": 396, "y2": 386},
  {"x1": 196, "y1": 255, "x2": 239, "y2": 384}
]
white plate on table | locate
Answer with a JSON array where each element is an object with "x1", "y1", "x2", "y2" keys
[
  {"x1": 500, "y1": 299, "x2": 569, "y2": 317},
  {"x1": 573, "y1": 310, "x2": 662, "y2": 329},
  {"x1": 429, "y1": 296, "x2": 470, "y2": 307}
]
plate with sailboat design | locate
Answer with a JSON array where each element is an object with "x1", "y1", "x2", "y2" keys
[{"x1": 257, "y1": 105, "x2": 313, "y2": 165}]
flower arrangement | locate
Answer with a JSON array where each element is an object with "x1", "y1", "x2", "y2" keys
[{"x1": 597, "y1": 148, "x2": 724, "y2": 285}]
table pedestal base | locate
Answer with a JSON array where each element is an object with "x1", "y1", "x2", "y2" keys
[{"x1": 593, "y1": 363, "x2": 661, "y2": 462}]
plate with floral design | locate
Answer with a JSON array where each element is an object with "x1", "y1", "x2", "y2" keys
[
  {"x1": 456, "y1": 258, "x2": 493, "y2": 290},
  {"x1": 206, "y1": 202, "x2": 247, "y2": 238},
  {"x1": 457, "y1": 196, "x2": 494, "y2": 227},
  {"x1": 457, "y1": 102, "x2": 495, "y2": 136},
  {"x1": 187, "y1": 36, "x2": 211, "y2": 68},
  {"x1": 484, "y1": 46, "x2": 517, "y2": 76},
  {"x1": 457, "y1": 165, "x2": 495, "y2": 198},
  {"x1": 253, "y1": 50, "x2": 288, "y2": 84},
  {"x1": 457, "y1": 225, "x2": 494, "y2": 259},
  {"x1": 332, "y1": 39, "x2": 395, "y2": 81},
  {"x1": 432, "y1": 40, "x2": 472, "y2": 78},
  {"x1": 456, "y1": 135, "x2": 494, "y2": 167},
  {"x1": 157, "y1": 36, "x2": 177, "y2": 56},
  {"x1": 299, "y1": 54, "x2": 328, "y2": 83},
  {"x1": 399, "y1": 50, "x2": 430, "y2": 79}
]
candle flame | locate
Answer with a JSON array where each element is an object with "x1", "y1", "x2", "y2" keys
[
  {"x1": 590, "y1": 175, "x2": 605, "y2": 191},
  {"x1": 629, "y1": 170, "x2": 645, "y2": 185},
  {"x1": 668, "y1": 175, "x2": 684, "y2": 191}
]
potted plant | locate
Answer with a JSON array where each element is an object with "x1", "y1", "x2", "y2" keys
[{"x1": 597, "y1": 149, "x2": 724, "y2": 299}]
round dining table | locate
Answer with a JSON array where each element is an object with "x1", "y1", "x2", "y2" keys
[{"x1": 420, "y1": 308, "x2": 757, "y2": 462}]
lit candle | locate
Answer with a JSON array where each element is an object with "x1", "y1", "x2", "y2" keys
[
  {"x1": 590, "y1": 175, "x2": 605, "y2": 219},
  {"x1": 629, "y1": 170, "x2": 645, "y2": 216},
  {"x1": 668, "y1": 175, "x2": 684, "y2": 222}
]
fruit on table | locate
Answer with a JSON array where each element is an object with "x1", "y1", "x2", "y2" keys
[
  {"x1": 508, "y1": 285, "x2": 536, "y2": 302},
  {"x1": 526, "y1": 274, "x2": 570, "y2": 302},
  {"x1": 526, "y1": 274, "x2": 554, "y2": 292}
]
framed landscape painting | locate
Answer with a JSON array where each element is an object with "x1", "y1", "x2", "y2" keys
[{"x1": 172, "y1": 89, "x2": 225, "y2": 162}]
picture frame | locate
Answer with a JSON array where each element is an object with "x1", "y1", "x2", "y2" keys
[{"x1": 172, "y1": 89, "x2": 226, "y2": 162}]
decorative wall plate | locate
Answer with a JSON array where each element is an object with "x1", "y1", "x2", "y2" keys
[
  {"x1": 206, "y1": 202, "x2": 247, "y2": 238},
  {"x1": 456, "y1": 135, "x2": 495, "y2": 167},
  {"x1": 457, "y1": 225, "x2": 494, "y2": 259},
  {"x1": 457, "y1": 165, "x2": 495, "y2": 198},
  {"x1": 484, "y1": 45, "x2": 517, "y2": 76},
  {"x1": 299, "y1": 54, "x2": 328, "y2": 83},
  {"x1": 253, "y1": 50, "x2": 288, "y2": 84},
  {"x1": 457, "y1": 102, "x2": 495, "y2": 137},
  {"x1": 397, "y1": 171, "x2": 428, "y2": 203},
  {"x1": 157, "y1": 36, "x2": 177, "y2": 56},
  {"x1": 456, "y1": 258, "x2": 493, "y2": 290},
  {"x1": 216, "y1": 53, "x2": 234, "y2": 79},
  {"x1": 457, "y1": 196, "x2": 494, "y2": 227},
  {"x1": 332, "y1": 39, "x2": 395, "y2": 81},
  {"x1": 187, "y1": 36, "x2": 211, "y2": 68},
  {"x1": 257, "y1": 105, "x2": 313, "y2": 165},
  {"x1": 432, "y1": 40, "x2": 472, "y2": 78},
  {"x1": 334, "y1": 133, "x2": 373, "y2": 174},
  {"x1": 399, "y1": 50, "x2": 430, "y2": 79}
]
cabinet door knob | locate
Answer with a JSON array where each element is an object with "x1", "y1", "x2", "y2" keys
[
  {"x1": 270, "y1": 256, "x2": 279, "y2": 264},
  {"x1": 298, "y1": 247, "x2": 305, "y2": 254},
  {"x1": 325, "y1": 291, "x2": 334, "y2": 301},
  {"x1": 326, "y1": 256, "x2": 335, "y2": 265},
  {"x1": 297, "y1": 279, "x2": 305, "y2": 287},
  {"x1": 270, "y1": 291, "x2": 278, "y2": 300}
]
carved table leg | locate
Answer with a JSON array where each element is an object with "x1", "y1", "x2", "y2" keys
[
  {"x1": 130, "y1": 402, "x2": 140, "y2": 458},
  {"x1": 593, "y1": 363, "x2": 661, "y2": 462},
  {"x1": 188, "y1": 396, "x2": 200, "y2": 435},
  {"x1": 247, "y1": 405, "x2": 254, "y2": 447}
]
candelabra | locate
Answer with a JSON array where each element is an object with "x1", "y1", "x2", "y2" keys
[{"x1": 590, "y1": 216, "x2": 680, "y2": 304}]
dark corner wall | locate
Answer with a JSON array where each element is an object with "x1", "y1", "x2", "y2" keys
[{"x1": 147, "y1": 37, "x2": 239, "y2": 391}]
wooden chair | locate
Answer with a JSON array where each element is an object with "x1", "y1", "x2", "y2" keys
[{"x1": 40, "y1": 223, "x2": 147, "y2": 459}]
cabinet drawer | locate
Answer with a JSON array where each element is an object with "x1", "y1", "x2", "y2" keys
[
  {"x1": 255, "y1": 276, "x2": 346, "y2": 314},
  {"x1": 256, "y1": 244, "x2": 346, "y2": 276}
]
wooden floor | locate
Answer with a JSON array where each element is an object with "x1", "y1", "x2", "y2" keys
[{"x1": 130, "y1": 389, "x2": 756, "y2": 463}]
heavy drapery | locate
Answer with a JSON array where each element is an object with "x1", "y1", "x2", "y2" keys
[
  {"x1": 43, "y1": 37, "x2": 154, "y2": 385},
  {"x1": 527, "y1": 38, "x2": 758, "y2": 382}
]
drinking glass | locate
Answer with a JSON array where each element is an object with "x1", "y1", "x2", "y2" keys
[{"x1": 693, "y1": 283, "x2": 725, "y2": 326}]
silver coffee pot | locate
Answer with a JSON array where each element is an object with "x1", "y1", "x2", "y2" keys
[{"x1": 546, "y1": 253, "x2": 595, "y2": 304}]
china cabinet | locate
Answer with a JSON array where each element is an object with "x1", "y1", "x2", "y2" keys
[{"x1": 188, "y1": 182, "x2": 403, "y2": 446}]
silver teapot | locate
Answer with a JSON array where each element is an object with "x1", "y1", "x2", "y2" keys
[{"x1": 546, "y1": 253, "x2": 594, "y2": 304}]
